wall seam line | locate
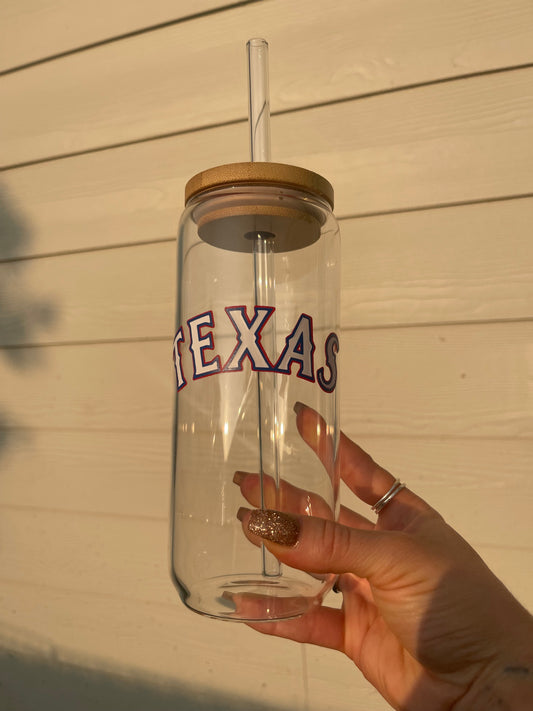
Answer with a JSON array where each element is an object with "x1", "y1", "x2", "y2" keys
[{"x1": 1, "y1": 62, "x2": 532, "y2": 172}]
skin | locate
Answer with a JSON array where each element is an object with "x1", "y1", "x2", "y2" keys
[{"x1": 234, "y1": 404, "x2": 533, "y2": 711}]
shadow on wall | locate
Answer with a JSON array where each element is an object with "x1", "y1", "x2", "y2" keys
[
  {"x1": 0, "y1": 183, "x2": 57, "y2": 457},
  {"x1": 0, "y1": 646, "x2": 286, "y2": 711}
]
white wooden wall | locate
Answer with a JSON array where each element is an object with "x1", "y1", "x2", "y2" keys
[{"x1": 1, "y1": 1, "x2": 532, "y2": 709}]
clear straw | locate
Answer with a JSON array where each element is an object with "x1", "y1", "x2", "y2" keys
[
  {"x1": 247, "y1": 38, "x2": 271, "y2": 162},
  {"x1": 246, "y1": 38, "x2": 280, "y2": 578}
]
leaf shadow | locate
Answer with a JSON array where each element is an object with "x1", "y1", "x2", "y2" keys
[
  {"x1": 0, "y1": 645, "x2": 289, "y2": 711},
  {"x1": 0, "y1": 182, "x2": 59, "y2": 458}
]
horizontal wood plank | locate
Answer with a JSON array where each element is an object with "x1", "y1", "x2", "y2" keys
[
  {"x1": 0, "y1": 430, "x2": 171, "y2": 518},
  {"x1": 1, "y1": 68, "x2": 532, "y2": 260},
  {"x1": 1, "y1": 198, "x2": 532, "y2": 346},
  {"x1": 0, "y1": 340, "x2": 175, "y2": 434},
  {"x1": 0, "y1": 583, "x2": 391, "y2": 711},
  {"x1": 341, "y1": 198, "x2": 533, "y2": 328},
  {"x1": 1, "y1": 507, "x2": 530, "y2": 620},
  {"x1": 341, "y1": 322, "x2": 533, "y2": 438},
  {"x1": 0, "y1": 322, "x2": 532, "y2": 437},
  {"x1": 2, "y1": 0, "x2": 533, "y2": 163},
  {"x1": 0, "y1": 0, "x2": 239, "y2": 73},
  {"x1": 0, "y1": 430, "x2": 531, "y2": 551},
  {"x1": 0, "y1": 510, "x2": 173, "y2": 604},
  {"x1": 0, "y1": 241, "x2": 177, "y2": 346},
  {"x1": 0, "y1": 580, "x2": 304, "y2": 710},
  {"x1": 1, "y1": 540, "x2": 529, "y2": 711}
]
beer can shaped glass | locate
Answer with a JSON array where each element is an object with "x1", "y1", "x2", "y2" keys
[{"x1": 171, "y1": 162, "x2": 340, "y2": 621}]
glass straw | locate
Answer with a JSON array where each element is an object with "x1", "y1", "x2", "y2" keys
[
  {"x1": 247, "y1": 38, "x2": 271, "y2": 161},
  {"x1": 247, "y1": 38, "x2": 280, "y2": 578}
]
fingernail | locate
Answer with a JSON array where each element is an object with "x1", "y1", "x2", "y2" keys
[
  {"x1": 293, "y1": 401, "x2": 305, "y2": 415},
  {"x1": 220, "y1": 591, "x2": 237, "y2": 610},
  {"x1": 237, "y1": 506, "x2": 249, "y2": 522},
  {"x1": 247, "y1": 509, "x2": 300, "y2": 547},
  {"x1": 233, "y1": 471, "x2": 247, "y2": 485}
]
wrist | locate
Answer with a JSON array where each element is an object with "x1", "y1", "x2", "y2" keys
[{"x1": 453, "y1": 626, "x2": 533, "y2": 711}]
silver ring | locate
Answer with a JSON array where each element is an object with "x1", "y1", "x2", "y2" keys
[{"x1": 371, "y1": 478, "x2": 406, "y2": 514}]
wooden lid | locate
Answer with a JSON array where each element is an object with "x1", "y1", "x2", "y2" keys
[{"x1": 185, "y1": 162, "x2": 334, "y2": 209}]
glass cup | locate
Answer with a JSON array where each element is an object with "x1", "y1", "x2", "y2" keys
[{"x1": 170, "y1": 162, "x2": 341, "y2": 621}]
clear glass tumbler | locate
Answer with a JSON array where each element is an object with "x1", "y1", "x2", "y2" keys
[{"x1": 170, "y1": 162, "x2": 340, "y2": 621}]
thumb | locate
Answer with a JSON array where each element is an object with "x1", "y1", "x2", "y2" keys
[{"x1": 244, "y1": 508, "x2": 405, "y2": 583}]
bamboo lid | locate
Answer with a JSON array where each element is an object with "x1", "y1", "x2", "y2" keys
[
  {"x1": 185, "y1": 162, "x2": 334, "y2": 209},
  {"x1": 185, "y1": 162, "x2": 334, "y2": 253}
]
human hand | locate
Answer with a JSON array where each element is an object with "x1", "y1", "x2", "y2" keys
[{"x1": 235, "y1": 404, "x2": 533, "y2": 711}]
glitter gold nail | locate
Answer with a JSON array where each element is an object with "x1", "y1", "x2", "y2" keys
[{"x1": 247, "y1": 509, "x2": 300, "y2": 547}]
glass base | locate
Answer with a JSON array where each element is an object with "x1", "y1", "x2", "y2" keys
[{"x1": 177, "y1": 573, "x2": 331, "y2": 622}]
